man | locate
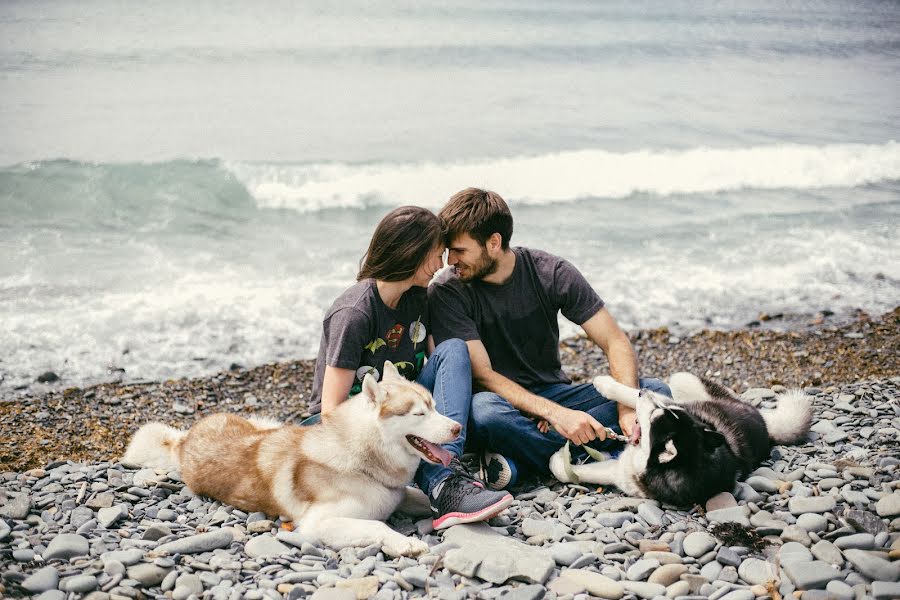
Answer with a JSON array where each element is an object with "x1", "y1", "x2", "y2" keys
[{"x1": 428, "y1": 188, "x2": 671, "y2": 489}]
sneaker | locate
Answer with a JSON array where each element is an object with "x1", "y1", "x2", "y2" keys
[
  {"x1": 479, "y1": 452, "x2": 518, "y2": 490},
  {"x1": 430, "y1": 473, "x2": 513, "y2": 530}
]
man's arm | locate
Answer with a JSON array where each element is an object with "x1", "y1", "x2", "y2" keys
[
  {"x1": 580, "y1": 307, "x2": 639, "y2": 434},
  {"x1": 466, "y1": 340, "x2": 608, "y2": 446}
]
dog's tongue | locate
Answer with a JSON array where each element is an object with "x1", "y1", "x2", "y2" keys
[
  {"x1": 630, "y1": 422, "x2": 642, "y2": 445},
  {"x1": 428, "y1": 440, "x2": 453, "y2": 467},
  {"x1": 406, "y1": 435, "x2": 454, "y2": 466}
]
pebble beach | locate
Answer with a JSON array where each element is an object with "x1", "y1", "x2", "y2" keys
[{"x1": 1, "y1": 307, "x2": 898, "y2": 600}]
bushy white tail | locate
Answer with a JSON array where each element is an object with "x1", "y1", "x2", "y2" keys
[
  {"x1": 667, "y1": 372, "x2": 712, "y2": 402},
  {"x1": 762, "y1": 390, "x2": 813, "y2": 444},
  {"x1": 122, "y1": 422, "x2": 185, "y2": 470}
]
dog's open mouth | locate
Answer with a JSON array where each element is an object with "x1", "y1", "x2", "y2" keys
[
  {"x1": 406, "y1": 435, "x2": 452, "y2": 467},
  {"x1": 630, "y1": 422, "x2": 642, "y2": 445}
]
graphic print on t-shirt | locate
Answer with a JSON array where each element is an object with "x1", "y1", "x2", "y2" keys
[
  {"x1": 385, "y1": 323, "x2": 405, "y2": 349},
  {"x1": 394, "y1": 350, "x2": 426, "y2": 380},
  {"x1": 356, "y1": 365, "x2": 379, "y2": 382},
  {"x1": 364, "y1": 338, "x2": 386, "y2": 353},
  {"x1": 409, "y1": 317, "x2": 426, "y2": 344}
]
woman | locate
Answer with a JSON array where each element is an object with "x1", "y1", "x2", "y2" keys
[{"x1": 308, "y1": 206, "x2": 512, "y2": 529}]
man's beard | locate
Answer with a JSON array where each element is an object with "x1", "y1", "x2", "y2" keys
[{"x1": 457, "y1": 247, "x2": 498, "y2": 283}]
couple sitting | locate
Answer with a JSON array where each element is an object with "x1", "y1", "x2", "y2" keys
[{"x1": 307, "y1": 187, "x2": 671, "y2": 529}]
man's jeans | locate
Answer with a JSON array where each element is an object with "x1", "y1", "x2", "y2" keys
[{"x1": 468, "y1": 378, "x2": 672, "y2": 477}]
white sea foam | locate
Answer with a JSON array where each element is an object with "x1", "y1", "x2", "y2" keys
[{"x1": 229, "y1": 142, "x2": 900, "y2": 212}]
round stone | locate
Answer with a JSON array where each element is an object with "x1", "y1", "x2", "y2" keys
[
  {"x1": 22, "y1": 566, "x2": 60, "y2": 593},
  {"x1": 550, "y1": 542, "x2": 587, "y2": 566},
  {"x1": 127, "y1": 563, "x2": 171, "y2": 587},
  {"x1": 245, "y1": 534, "x2": 292, "y2": 558},
  {"x1": 637, "y1": 503, "x2": 664, "y2": 527},
  {"x1": 626, "y1": 559, "x2": 659, "y2": 581},
  {"x1": 622, "y1": 580, "x2": 666, "y2": 599},
  {"x1": 834, "y1": 533, "x2": 875, "y2": 550},
  {"x1": 746, "y1": 476, "x2": 779, "y2": 493},
  {"x1": 154, "y1": 529, "x2": 234, "y2": 554},
  {"x1": 647, "y1": 564, "x2": 687, "y2": 586},
  {"x1": 43, "y1": 533, "x2": 89, "y2": 560},
  {"x1": 738, "y1": 558, "x2": 777, "y2": 585},
  {"x1": 61, "y1": 574, "x2": 98, "y2": 593},
  {"x1": 718, "y1": 590, "x2": 754, "y2": 600},
  {"x1": 683, "y1": 532, "x2": 716, "y2": 558},
  {"x1": 796, "y1": 513, "x2": 829, "y2": 532},
  {"x1": 558, "y1": 568, "x2": 625, "y2": 599},
  {"x1": 875, "y1": 493, "x2": 900, "y2": 518},
  {"x1": 789, "y1": 496, "x2": 836, "y2": 515},
  {"x1": 13, "y1": 548, "x2": 36, "y2": 561}
]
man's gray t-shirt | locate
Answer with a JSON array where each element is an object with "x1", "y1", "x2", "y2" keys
[
  {"x1": 309, "y1": 279, "x2": 429, "y2": 414},
  {"x1": 428, "y1": 247, "x2": 603, "y2": 388}
]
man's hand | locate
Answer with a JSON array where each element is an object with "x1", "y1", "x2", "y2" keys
[
  {"x1": 547, "y1": 406, "x2": 608, "y2": 446},
  {"x1": 618, "y1": 404, "x2": 637, "y2": 437}
]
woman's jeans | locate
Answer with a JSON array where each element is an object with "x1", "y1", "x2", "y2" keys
[
  {"x1": 302, "y1": 338, "x2": 472, "y2": 497},
  {"x1": 468, "y1": 378, "x2": 672, "y2": 477},
  {"x1": 412, "y1": 338, "x2": 472, "y2": 496}
]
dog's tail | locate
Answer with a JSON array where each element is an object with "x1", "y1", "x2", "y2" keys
[
  {"x1": 762, "y1": 390, "x2": 813, "y2": 445},
  {"x1": 122, "y1": 422, "x2": 186, "y2": 470}
]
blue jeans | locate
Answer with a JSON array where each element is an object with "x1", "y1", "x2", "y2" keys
[
  {"x1": 302, "y1": 338, "x2": 473, "y2": 497},
  {"x1": 412, "y1": 338, "x2": 472, "y2": 496},
  {"x1": 468, "y1": 378, "x2": 672, "y2": 477}
]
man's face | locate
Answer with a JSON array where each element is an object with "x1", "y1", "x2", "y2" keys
[{"x1": 447, "y1": 233, "x2": 498, "y2": 283}]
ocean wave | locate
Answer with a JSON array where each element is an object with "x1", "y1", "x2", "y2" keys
[
  {"x1": 4, "y1": 37, "x2": 899, "y2": 72},
  {"x1": 230, "y1": 141, "x2": 900, "y2": 212},
  {"x1": 4, "y1": 142, "x2": 898, "y2": 219}
]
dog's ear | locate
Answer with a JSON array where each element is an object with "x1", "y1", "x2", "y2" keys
[
  {"x1": 381, "y1": 360, "x2": 402, "y2": 381},
  {"x1": 702, "y1": 428, "x2": 726, "y2": 451},
  {"x1": 658, "y1": 438, "x2": 678, "y2": 464},
  {"x1": 361, "y1": 372, "x2": 385, "y2": 405}
]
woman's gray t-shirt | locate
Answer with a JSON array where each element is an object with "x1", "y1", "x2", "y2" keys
[{"x1": 309, "y1": 279, "x2": 429, "y2": 414}]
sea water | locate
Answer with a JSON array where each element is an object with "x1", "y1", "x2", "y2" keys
[{"x1": 1, "y1": 0, "x2": 898, "y2": 391}]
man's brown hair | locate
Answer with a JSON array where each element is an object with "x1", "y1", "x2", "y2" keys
[
  {"x1": 357, "y1": 206, "x2": 442, "y2": 282},
  {"x1": 439, "y1": 187, "x2": 513, "y2": 250}
]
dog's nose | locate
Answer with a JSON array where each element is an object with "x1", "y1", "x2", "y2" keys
[{"x1": 451, "y1": 422, "x2": 461, "y2": 437}]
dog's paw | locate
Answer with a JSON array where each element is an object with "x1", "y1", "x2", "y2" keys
[
  {"x1": 592, "y1": 375, "x2": 619, "y2": 399},
  {"x1": 382, "y1": 535, "x2": 429, "y2": 558},
  {"x1": 549, "y1": 448, "x2": 573, "y2": 482}
]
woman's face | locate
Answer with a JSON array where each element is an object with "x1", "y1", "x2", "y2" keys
[{"x1": 413, "y1": 243, "x2": 445, "y2": 287}]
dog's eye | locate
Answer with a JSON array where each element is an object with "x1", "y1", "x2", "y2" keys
[{"x1": 412, "y1": 411, "x2": 426, "y2": 416}]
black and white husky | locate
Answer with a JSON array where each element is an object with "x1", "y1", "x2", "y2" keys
[{"x1": 550, "y1": 373, "x2": 812, "y2": 506}]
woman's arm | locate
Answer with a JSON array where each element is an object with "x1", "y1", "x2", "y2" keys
[{"x1": 320, "y1": 366, "x2": 357, "y2": 415}]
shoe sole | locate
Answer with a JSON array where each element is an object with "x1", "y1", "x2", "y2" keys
[
  {"x1": 480, "y1": 453, "x2": 516, "y2": 490},
  {"x1": 431, "y1": 493, "x2": 513, "y2": 530}
]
